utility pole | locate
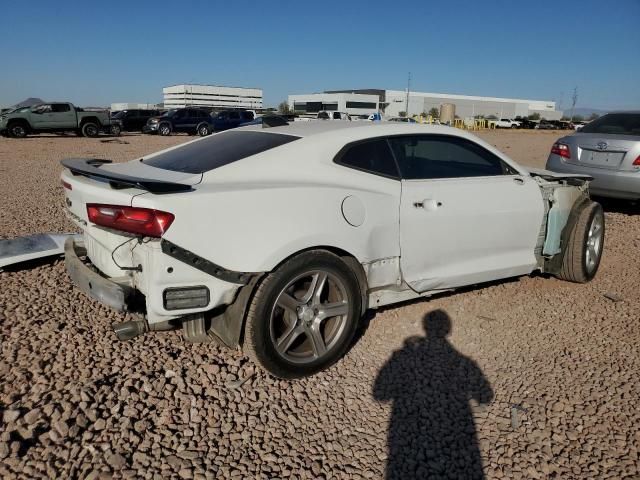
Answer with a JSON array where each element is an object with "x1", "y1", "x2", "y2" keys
[
  {"x1": 570, "y1": 87, "x2": 578, "y2": 122},
  {"x1": 404, "y1": 72, "x2": 411, "y2": 117}
]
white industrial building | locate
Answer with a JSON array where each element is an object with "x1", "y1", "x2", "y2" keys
[
  {"x1": 163, "y1": 84, "x2": 263, "y2": 110},
  {"x1": 290, "y1": 89, "x2": 562, "y2": 120},
  {"x1": 110, "y1": 102, "x2": 159, "y2": 111},
  {"x1": 288, "y1": 92, "x2": 379, "y2": 116}
]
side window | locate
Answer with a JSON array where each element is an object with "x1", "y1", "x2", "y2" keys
[
  {"x1": 388, "y1": 135, "x2": 515, "y2": 180},
  {"x1": 333, "y1": 112, "x2": 341, "y2": 119},
  {"x1": 241, "y1": 111, "x2": 253, "y2": 120},
  {"x1": 336, "y1": 139, "x2": 399, "y2": 178},
  {"x1": 51, "y1": 104, "x2": 71, "y2": 113},
  {"x1": 34, "y1": 104, "x2": 52, "y2": 114},
  {"x1": 317, "y1": 112, "x2": 329, "y2": 119}
]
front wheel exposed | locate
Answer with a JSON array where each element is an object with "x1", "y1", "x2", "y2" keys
[
  {"x1": 8, "y1": 123, "x2": 28, "y2": 138},
  {"x1": 158, "y1": 123, "x2": 172, "y2": 136},
  {"x1": 243, "y1": 250, "x2": 362, "y2": 379},
  {"x1": 557, "y1": 201, "x2": 605, "y2": 283}
]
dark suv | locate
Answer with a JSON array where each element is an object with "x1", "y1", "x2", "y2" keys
[
  {"x1": 112, "y1": 109, "x2": 161, "y2": 132},
  {"x1": 143, "y1": 108, "x2": 214, "y2": 136},
  {"x1": 210, "y1": 110, "x2": 254, "y2": 131}
]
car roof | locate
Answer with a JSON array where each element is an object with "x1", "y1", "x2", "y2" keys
[{"x1": 239, "y1": 121, "x2": 467, "y2": 142}]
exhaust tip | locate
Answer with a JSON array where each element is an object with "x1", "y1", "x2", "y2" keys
[{"x1": 113, "y1": 320, "x2": 148, "y2": 341}]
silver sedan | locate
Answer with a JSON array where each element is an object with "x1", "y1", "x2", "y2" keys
[{"x1": 546, "y1": 111, "x2": 640, "y2": 200}]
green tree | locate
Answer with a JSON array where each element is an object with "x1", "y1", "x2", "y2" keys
[
  {"x1": 588, "y1": 112, "x2": 600, "y2": 121},
  {"x1": 427, "y1": 107, "x2": 439, "y2": 118},
  {"x1": 528, "y1": 112, "x2": 541, "y2": 120},
  {"x1": 573, "y1": 115, "x2": 584, "y2": 123},
  {"x1": 278, "y1": 101, "x2": 291, "y2": 114}
]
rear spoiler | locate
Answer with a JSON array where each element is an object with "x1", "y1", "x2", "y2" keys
[{"x1": 60, "y1": 158, "x2": 193, "y2": 194}]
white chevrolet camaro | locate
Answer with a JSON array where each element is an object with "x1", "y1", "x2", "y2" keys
[{"x1": 61, "y1": 122, "x2": 604, "y2": 378}]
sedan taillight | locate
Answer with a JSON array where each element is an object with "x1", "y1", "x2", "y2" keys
[
  {"x1": 633, "y1": 155, "x2": 640, "y2": 167},
  {"x1": 86, "y1": 204, "x2": 174, "y2": 237},
  {"x1": 551, "y1": 142, "x2": 571, "y2": 159}
]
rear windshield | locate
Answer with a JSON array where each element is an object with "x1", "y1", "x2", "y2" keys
[
  {"x1": 580, "y1": 113, "x2": 640, "y2": 136},
  {"x1": 142, "y1": 131, "x2": 300, "y2": 173}
]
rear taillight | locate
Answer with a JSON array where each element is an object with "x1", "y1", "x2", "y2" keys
[
  {"x1": 633, "y1": 155, "x2": 640, "y2": 167},
  {"x1": 86, "y1": 204, "x2": 174, "y2": 237},
  {"x1": 551, "y1": 142, "x2": 571, "y2": 159}
]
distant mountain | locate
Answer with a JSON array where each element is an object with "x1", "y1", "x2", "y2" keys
[{"x1": 10, "y1": 97, "x2": 44, "y2": 109}]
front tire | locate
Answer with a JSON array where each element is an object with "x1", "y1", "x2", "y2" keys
[
  {"x1": 110, "y1": 124, "x2": 122, "y2": 136},
  {"x1": 8, "y1": 122, "x2": 28, "y2": 138},
  {"x1": 158, "y1": 123, "x2": 172, "y2": 136},
  {"x1": 557, "y1": 201, "x2": 604, "y2": 283},
  {"x1": 81, "y1": 122, "x2": 99, "y2": 137},
  {"x1": 243, "y1": 250, "x2": 362, "y2": 379},
  {"x1": 197, "y1": 123, "x2": 210, "y2": 136}
]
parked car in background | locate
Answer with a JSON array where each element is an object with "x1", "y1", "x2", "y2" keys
[
  {"x1": 143, "y1": 108, "x2": 213, "y2": 136},
  {"x1": 494, "y1": 119, "x2": 520, "y2": 129},
  {"x1": 210, "y1": 110, "x2": 255, "y2": 131},
  {"x1": 546, "y1": 111, "x2": 640, "y2": 200},
  {"x1": 388, "y1": 117, "x2": 417, "y2": 123},
  {"x1": 238, "y1": 114, "x2": 289, "y2": 128},
  {"x1": 516, "y1": 118, "x2": 537, "y2": 129},
  {"x1": 317, "y1": 111, "x2": 350, "y2": 120},
  {"x1": 0, "y1": 102, "x2": 119, "y2": 138},
  {"x1": 574, "y1": 121, "x2": 588, "y2": 131},
  {"x1": 536, "y1": 120, "x2": 557, "y2": 130},
  {"x1": 61, "y1": 122, "x2": 603, "y2": 378},
  {"x1": 112, "y1": 109, "x2": 161, "y2": 132}
]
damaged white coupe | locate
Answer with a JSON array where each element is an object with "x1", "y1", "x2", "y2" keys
[{"x1": 60, "y1": 122, "x2": 604, "y2": 378}]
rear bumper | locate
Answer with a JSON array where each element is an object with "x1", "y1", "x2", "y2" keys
[
  {"x1": 64, "y1": 237, "x2": 133, "y2": 312},
  {"x1": 546, "y1": 155, "x2": 640, "y2": 200}
]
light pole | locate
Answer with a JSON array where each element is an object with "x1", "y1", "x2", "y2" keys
[{"x1": 404, "y1": 72, "x2": 411, "y2": 117}]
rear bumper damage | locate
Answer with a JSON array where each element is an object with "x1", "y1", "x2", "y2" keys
[
  {"x1": 64, "y1": 237, "x2": 132, "y2": 312},
  {"x1": 64, "y1": 235, "x2": 257, "y2": 347}
]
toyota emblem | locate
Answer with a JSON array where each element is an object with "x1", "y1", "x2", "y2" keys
[{"x1": 597, "y1": 141, "x2": 608, "y2": 151}]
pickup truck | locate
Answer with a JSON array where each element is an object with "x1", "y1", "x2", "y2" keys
[
  {"x1": 0, "y1": 102, "x2": 120, "y2": 138},
  {"x1": 494, "y1": 118, "x2": 521, "y2": 129}
]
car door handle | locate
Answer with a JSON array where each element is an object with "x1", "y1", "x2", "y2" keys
[
  {"x1": 513, "y1": 176, "x2": 525, "y2": 185},
  {"x1": 414, "y1": 199, "x2": 442, "y2": 211}
]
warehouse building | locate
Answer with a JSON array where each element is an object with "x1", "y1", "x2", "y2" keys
[
  {"x1": 291, "y1": 89, "x2": 562, "y2": 120},
  {"x1": 110, "y1": 102, "x2": 159, "y2": 112},
  {"x1": 163, "y1": 84, "x2": 263, "y2": 110},
  {"x1": 287, "y1": 92, "x2": 379, "y2": 116}
]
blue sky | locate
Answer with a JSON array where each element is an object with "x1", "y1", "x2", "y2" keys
[{"x1": 1, "y1": 0, "x2": 638, "y2": 110}]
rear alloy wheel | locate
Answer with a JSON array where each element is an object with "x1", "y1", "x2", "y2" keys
[
  {"x1": 557, "y1": 201, "x2": 605, "y2": 283},
  {"x1": 197, "y1": 124, "x2": 210, "y2": 136},
  {"x1": 243, "y1": 250, "x2": 362, "y2": 378},
  {"x1": 81, "y1": 122, "x2": 99, "y2": 138},
  {"x1": 9, "y1": 123, "x2": 28, "y2": 138},
  {"x1": 159, "y1": 123, "x2": 172, "y2": 136}
]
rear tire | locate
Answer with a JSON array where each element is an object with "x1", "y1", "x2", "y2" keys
[
  {"x1": 81, "y1": 122, "x2": 99, "y2": 137},
  {"x1": 243, "y1": 250, "x2": 362, "y2": 379},
  {"x1": 557, "y1": 201, "x2": 604, "y2": 283},
  {"x1": 110, "y1": 124, "x2": 122, "y2": 136}
]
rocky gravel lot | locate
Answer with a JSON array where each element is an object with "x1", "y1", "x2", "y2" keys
[{"x1": 1, "y1": 130, "x2": 639, "y2": 479}]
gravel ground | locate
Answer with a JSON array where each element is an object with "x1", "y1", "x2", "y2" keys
[{"x1": 1, "y1": 130, "x2": 639, "y2": 479}]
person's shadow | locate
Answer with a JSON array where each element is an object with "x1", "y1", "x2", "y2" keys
[{"x1": 373, "y1": 309, "x2": 493, "y2": 479}]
